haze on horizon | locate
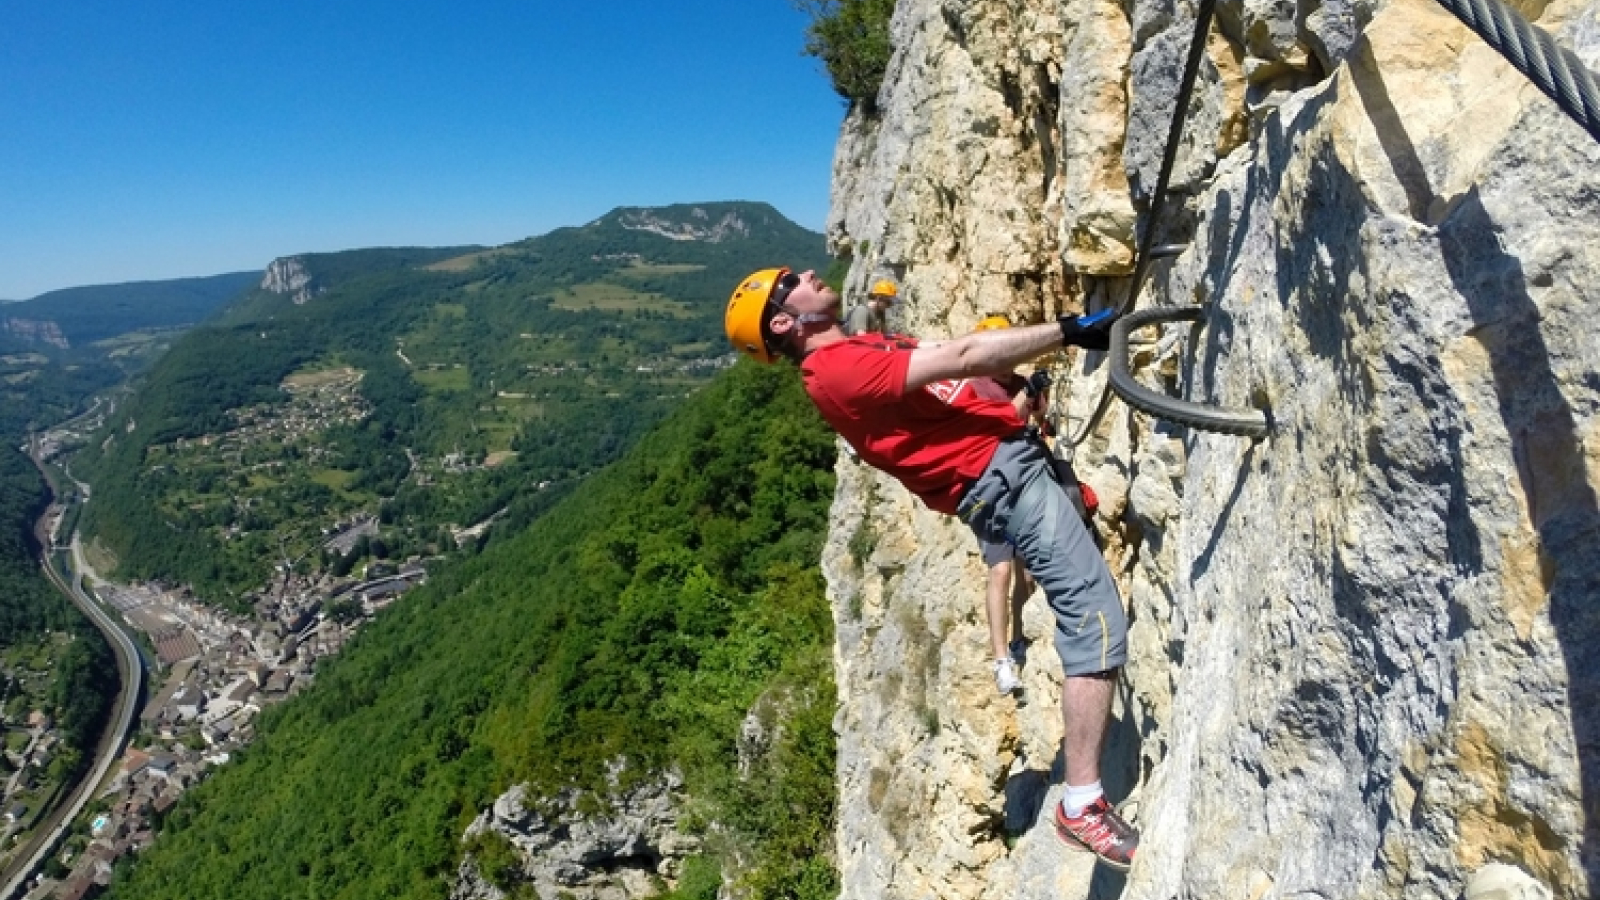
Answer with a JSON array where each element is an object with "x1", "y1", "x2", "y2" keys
[{"x1": 0, "y1": 1, "x2": 843, "y2": 301}]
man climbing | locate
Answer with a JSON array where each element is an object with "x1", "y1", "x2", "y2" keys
[
  {"x1": 841, "y1": 277, "x2": 898, "y2": 335},
  {"x1": 724, "y1": 268, "x2": 1138, "y2": 871}
]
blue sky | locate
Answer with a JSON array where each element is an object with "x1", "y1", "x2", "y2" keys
[{"x1": 0, "y1": 1, "x2": 846, "y2": 300}]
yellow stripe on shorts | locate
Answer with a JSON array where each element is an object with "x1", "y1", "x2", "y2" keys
[{"x1": 1098, "y1": 611, "x2": 1108, "y2": 670}]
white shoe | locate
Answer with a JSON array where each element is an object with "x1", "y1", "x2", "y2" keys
[{"x1": 993, "y1": 657, "x2": 1022, "y2": 695}]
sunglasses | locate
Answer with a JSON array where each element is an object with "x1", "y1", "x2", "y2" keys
[{"x1": 770, "y1": 271, "x2": 801, "y2": 308}]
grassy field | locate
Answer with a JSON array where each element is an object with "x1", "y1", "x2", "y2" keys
[
  {"x1": 476, "y1": 419, "x2": 520, "y2": 452},
  {"x1": 91, "y1": 329, "x2": 181, "y2": 361},
  {"x1": 412, "y1": 367, "x2": 470, "y2": 393},
  {"x1": 83, "y1": 536, "x2": 119, "y2": 576},
  {"x1": 282, "y1": 365, "x2": 360, "y2": 389},
  {"x1": 421, "y1": 248, "x2": 517, "y2": 273},
  {"x1": 310, "y1": 468, "x2": 357, "y2": 491},
  {"x1": 619, "y1": 262, "x2": 704, "y2": 276},
  {"x1": 548, "y1": 282, "x2": 692, "y2": 316}
]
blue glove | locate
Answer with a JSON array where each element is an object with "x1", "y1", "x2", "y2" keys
[{"x1": 1057, "y1": 309, "x2": 1114, "y2": 350}]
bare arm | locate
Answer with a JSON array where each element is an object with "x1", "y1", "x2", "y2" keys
[{"x1": 903, "y1": 323, "x2": 1063, "y2": 394}]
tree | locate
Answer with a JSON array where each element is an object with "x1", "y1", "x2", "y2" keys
[{"x1": 794, "y1": 0, "x2": 897, "y2": 109}]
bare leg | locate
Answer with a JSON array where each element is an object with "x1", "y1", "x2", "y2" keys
[
  {"x1": 1009, "y1": 567, "x2": 1034, "y2": 645},
  {"x1": 984, "y1": 560, "x2": 1015, "y2": 660},
  {"x1": 1061, "y1": 669, "x2": 1117, "y2": 786}
]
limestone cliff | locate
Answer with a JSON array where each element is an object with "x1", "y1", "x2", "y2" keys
[
  {"x1": 260, "y1": 256, "x2": 321, "y2": 305},
  {"x1": 823, "y1": 0, "x2": 1600, "y2": 897},
  {"x1": 1, "y1": 317, "x2": 69, "y2": 349},
  {"x1": 451, "y1": 774, "x2": 697, "y2": 900},
  {"x1": 613, "y1": 206, "x2": 754, "y2": 242}
]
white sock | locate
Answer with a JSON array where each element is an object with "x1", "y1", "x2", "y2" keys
[{"x1": 1061, "y1": 781, "x2": 1103, "y2": 818}]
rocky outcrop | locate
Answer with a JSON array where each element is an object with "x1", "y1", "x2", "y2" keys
[
  {"x1": 613, "y1": 206, "x2": 753, "y2": 242},
  {"x1": 825, "y1": 0, "x2": 1600, "y2": 897},
  {"x1": 451, "y1": 769, "x2": 698, "y2": 900},
  {"x1": 260, "y1": 257, "x2": 320, "y2": 305},
  {"x1": 1, "y1": 317, "x2": 69, "y2": 349}
]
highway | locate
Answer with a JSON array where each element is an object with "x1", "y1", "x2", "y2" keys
[{"x1": 1, "y1": 450, "x2": 143, "y2": 900}]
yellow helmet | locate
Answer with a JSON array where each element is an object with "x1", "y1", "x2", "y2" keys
[
  {"x1": 869, "y1": 279, "x2": 898, "y2": 298},
  {"x1": 974, "y1": 315, "x2": 1011, "y2": 332},
  {"x1": 726, "y1": 268, "x2": 788, "y2": 364}
]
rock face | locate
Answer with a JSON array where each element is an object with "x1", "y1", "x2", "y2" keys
[
  {"x1": 260, "y1": 257, "x2": 320, "y2": 305},
  {"x1": 1, "y1": 317, "x2": 69, "y2": 348},
  {"x1": 613, "y1": 206, "x2": 753, "y2": 242},
  {"x1": 451, "y1": 771, "x2": 698, "y2": 900},
  {"x1": 824, "y1": 0, "x2": 1600, "y2": 898}
]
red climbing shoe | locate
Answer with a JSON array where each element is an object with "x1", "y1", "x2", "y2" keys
[{"x1": 1053, "y1": 797, "x2": 1137, "y2": 871}]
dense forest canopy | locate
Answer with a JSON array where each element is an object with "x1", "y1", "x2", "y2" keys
[{"x1": 0, "y1": 449, "x2": 69, "y2": 643}]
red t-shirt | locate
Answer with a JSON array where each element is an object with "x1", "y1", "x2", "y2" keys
[{"x1": 800, "y1": 334, "x2": 1023, "y2": 514}]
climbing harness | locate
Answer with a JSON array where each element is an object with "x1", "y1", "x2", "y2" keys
[{"x1": 1063, "y1": 0, "x2": 1599, "y2": 447}]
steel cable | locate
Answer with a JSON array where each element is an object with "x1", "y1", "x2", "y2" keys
[
  {"x1": 1066, "y1": 0, "x2": 1219, "y2": 447},
  {"x1": 1431, "y1": 0, "x2": 1600, "y2": 144},
  {"x1": 1064, "y1": 0, "x2": 1599, "y2": 447}
]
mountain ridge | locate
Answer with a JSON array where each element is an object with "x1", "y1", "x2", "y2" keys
[{"x1": 0, "y1": 272, "x2": 259, "y2": 350}]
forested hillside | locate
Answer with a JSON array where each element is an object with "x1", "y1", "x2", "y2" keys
[
  {"x1": 1, "y1": 271, "x2": 257, "y2": 347},
  {"x1": 77, "y1": 202, "x2": 831, "y2": 603},
  {"x1": 105, "y1": 360, "x2": 840, "y2": 900}
]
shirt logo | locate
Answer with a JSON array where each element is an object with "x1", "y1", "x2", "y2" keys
[{"x1": 926, "y1": 379, "x2": 970, "y2": 405}]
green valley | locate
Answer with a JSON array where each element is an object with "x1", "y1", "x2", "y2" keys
[
  {"x1": 76, "y1": 202, "x2": 832, "y2": 605},
  {"x1": 9, "y1": 202, "x2": 843, "y2": 900}
]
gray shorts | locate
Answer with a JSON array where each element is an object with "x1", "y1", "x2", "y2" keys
[
  {"x1": 977, "y1": 534, "x2": 1015, "y2": 567},
  {"x1": 957, "y1": 437, "x2": 1127, "y2": 676}
]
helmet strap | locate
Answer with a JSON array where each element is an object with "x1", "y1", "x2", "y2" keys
[{"x1": 767, "y1": 299, "x2": 838, "y2": 361}]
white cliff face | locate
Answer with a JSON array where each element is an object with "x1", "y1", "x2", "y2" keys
[
  {"x1": 0, "y1": 317, "x2": 69, "y2": 348},
  {"x1": 612, "y1": 206, "x2": 754, "y2": 242},
  {"x1": 451, "y1": 773, "x2": 699, "y2": 900},
  {"x1": 260, "y1": 257, "x2": 320, "y2": 305},
  {"x1": 825, "y1": 0, "x2": 1600, "y2": 897}
]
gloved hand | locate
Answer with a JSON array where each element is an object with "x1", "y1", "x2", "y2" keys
[
  {"x1": 1024, "y1": 370, "x2": 1052, "y2": 397},
  {"x1": 1057, "y1": 308, "x2": 1114, "y2": 350}
]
